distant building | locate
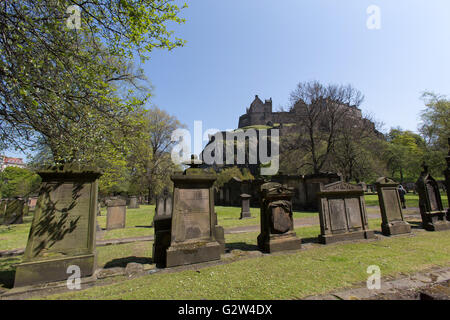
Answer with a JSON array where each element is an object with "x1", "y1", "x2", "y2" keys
[{"x1": 0, "y1": 155, "x2": 26, "y2": 171}]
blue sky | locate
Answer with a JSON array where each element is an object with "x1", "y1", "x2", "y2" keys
[{"x1": 7, "y1": 0, "x2": 450, "y2": 160}]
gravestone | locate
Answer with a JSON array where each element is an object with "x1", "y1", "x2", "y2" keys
[
  {"x1": 128, "y1": 196, "x2": 140, "y2": 209},
  {"x1": 14, "y1": 165, "x2": 101, "y2": 287},
  {"x1": 152, "y1": 188, "x2": 173, "y2": 266},
  {"x1": 375, "y1": 177, "x2": 411, "y2": 236},
  {"x1": 164, "y1": 156, "x2": 222, "y2": 268},
  {"x1": 444, "y1": 138, "x2": 450, "y2": 220},
  {"x1": 240, "y1": 194, "x2": 252, "y2": 219},
  {"x1": 2, "y1": 198, "x2": 24, "y2": 225},
  {"x1": 416, "y1": 163, "x2": 450, "y2": 231},
  {"x1": 317, "y1": 181, "x2": 375, "y2": 244},
  {"x1": 257, "y1": 182, "x2": 302, "y2": 253},
  {"x1": 106, "y1": 198, "x2": 126, "y2": 230}
]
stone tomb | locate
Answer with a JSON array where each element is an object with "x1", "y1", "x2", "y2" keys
[
  {"x1": 375, "y1": 177, "x2": 411, "y2": 236},
  {"x1": 2, "y1": 198, "x2": 24, "y2": 225},
  {"x1": 257, "y1": 182, "x2": 302, "y2": 253},
  {"x1": 164, "y1": 157, "x2": 222, "y2": 268},
  {"x1": 106, "y1": 198, "x2": 127, "y2": 230},
  {"x1": 128, "y1": 196, "x2": 140, "y2": 209},
  {"x1": 14, "y1": 165, "x2": 101, "y2": 287},
  {"x1": 240, "y1": 193, "x2": 252, "y2": 219},
  {"x1": 317, "y1": 181, "x2": 375, "y2": 244},
  {"x1": 152, "y1": 189, "x2": 173, "y2": 266},
  {"x1": 416, "y1": 164, "x2": 450, "y2": 231}
]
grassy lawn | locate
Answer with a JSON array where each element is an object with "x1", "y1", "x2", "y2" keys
[
  {"x1": 40, "y1": 220, "x2": 450, "y2": 300},
  {"x1": 364, "y1": 193, "x2": 448, "y2": 208}
]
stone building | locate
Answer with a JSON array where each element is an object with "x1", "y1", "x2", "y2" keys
[{"x1": 238, "y1": 95, "x2": 363, "y2": 129}]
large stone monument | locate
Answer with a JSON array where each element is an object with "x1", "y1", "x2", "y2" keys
[
  {"x1": 106, "y1": 198, "x2": 126, "y2": 230},
  {"x1": 375, "y1": 177, "x2": 411, "y2": 236},
  {"x1": 257, "y1": 182, "x2": 302, "y2": 253},
  {"x1": 14, "y1": 165, "x2": 101, "y2": 287},
  {"x1": 416, "y1": 163, "x2": 450, "y2": 231},
  {"x1": 152, "y1": 188, "x2": 173, "y2": 266},
  {"x1": 128, "y1": 196, "x2": 140, "y2": 209},
  {"x1": 444, "y1": 138, "x2": 450, "y2": 220},
  {"x1": 317, "y1": 181, "x2": 375, "y2": 244},
  {"x1": 240, "y1": 193, "x2": 252, "y2": 219},
  {"x1": 2, "y1": 198, "x2": 24, "y2": 225},
  {"x1": 164, "y1": 156, "x2": 222, "y2": 268}
]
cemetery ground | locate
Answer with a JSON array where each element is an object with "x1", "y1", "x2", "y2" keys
[{"x1": 0, "y1": 193, "x2": 448, "y2": 300}]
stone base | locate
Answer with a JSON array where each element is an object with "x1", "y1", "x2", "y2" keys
[
  {"x1": 14, "y1": 253, "x2": 96, "y2": 288},
  {"x1": 423, "y1": 221, "x2": 450, "y2": 232},
  {"x1": 240, "y1": 211, "x2": 252, "y2": 219},
  {"x1": 165, "y1": 241, "x2": 221, "y2": 268},
  {"x1": 257, "y1": 232, "x2": 302, "y2": 253},
  {"x1": 381, "y1": 221, "x2": 411, "y2": 236},
  {"x1": 318, "y1": 230, "x2": 375, "y2": 245}
]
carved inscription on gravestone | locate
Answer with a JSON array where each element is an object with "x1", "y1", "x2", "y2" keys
[
  {"x1": 29, "y1": 182, "x2": 91, "y2": 257},
  {"x1": 382, "y1": 189, "x2": 402, "y2": 221},
  {"x1": 173, "y1": 188, "x2": 210, "y2": 242}
]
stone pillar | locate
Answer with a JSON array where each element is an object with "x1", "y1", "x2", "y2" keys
[
  {"x1": 14, "y1": 165, "x2": 101, "y2": 287},
  {"x1": 257, "y1": 182, "x2": 302, "y2": 253},
  {"x1": 106, "y1": 198, "x2": 127, "y2": 230},
  {"x1": 317, "y1": 181, "x2": 375, "y2": 244},
  {"x1": 240, "y1": 194, "x2": 252, "y2": 219},
  {"x1": 164, "y1": 156, "x2": 222, "y2": 268},
  {"x1": 416, "y1": 163, "x2": 450, "y2": 231},
  {"x1": 128, "y1": 196, "x2": 140, "y2": 209},
  {"x1": 375, "y1": 177, "x2": 411, "y2": 236},
  {"x1": 2, "y1": 198, "x2": 24, "y2": 225}
]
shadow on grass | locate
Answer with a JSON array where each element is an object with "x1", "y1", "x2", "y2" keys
[
  {"x1": 301, "y1": 236, "x2": 319, "y2": 245},
  {"x1": 135, "y1": 225, "x2": 153, "y2": 229},
  {"x1": 407, "y1": 221, "x2": 424, "y2": 229},
  {"x1": 0, "y1": 257, "x2": 21, "y2": 289},
  {"x1": 225, "y1": 242, "x2": 258, "y2": 251},
  {"x1": 103, "y1": 256, "x2": 153, "y2": 269}
]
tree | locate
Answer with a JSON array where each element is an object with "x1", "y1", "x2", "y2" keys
[
  {"x1": 215, "y1": 166, "x2": 254, "y2": 189},
  {"x1": 418, "y1": 92, "x2": 450, "y2": 176},
  {"x1": 283, "y1": 81, "x2": 365, "y2": 174},
  {"x1": 330, "y1": 114, "x2": 385, "y2": 183},
  {"x1": 0, "y1": 166, "x2": 41, "y2": 198},
  {"x1": 384, "y1": 128, "x2": 426, "y2": 183},
  {"x1": 0, "y1": 1, "x2": 186, "y2": 162},
  {"x1": 127, "y1": 107, "x2": 184, "y2": 202}
]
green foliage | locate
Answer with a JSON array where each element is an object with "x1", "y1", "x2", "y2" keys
[
  {"x1": 0, "y1": 1, "x2": 186, "y2": 162},
  {"x1": 215, "y1": 166, "x2": 254, "y2": 188},
  {"x1": 0, "y1": 167, "x2": 41, "y2": 198}
]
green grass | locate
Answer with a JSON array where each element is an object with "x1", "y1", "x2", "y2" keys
[
  {"x1": 0, "y1": 215, "x2": 34, "y2": 251},
  {"x1": 42, "y1": 221, "x2": 450, "y2": 300},
  {"x1": 364, "y1": 193, "x2": 448, "y2": 208}
]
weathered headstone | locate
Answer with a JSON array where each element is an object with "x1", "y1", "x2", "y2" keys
[
  {"x1": 106, "y1": 198, "x2": 126, "y2": 230},
  {"x1": 2, "y1": 198, "x2": 24, "y2": 225},
  {"x1": 375, "y1": 177, "x2": 411, "y2": 236},
  {"x1": 28, "y1": 196, "x2": 38, "y2": 211},
  {"x1": 444, "y1": 138, "x2": 450, "y2": 220},
  {"x1": 164, "y1": 156, "x2": 222, "y2": 268},
  {"x1": 257, "y1": 182, "x2": 302, "y2": 253},
  {"x1": 240, "y1": 193, "x2": 252, "y2": 219},
  {"x1": 152, "y1": 188, "x2": 173, "y2": 266},
  {"x1": 416, "y1": 163, "x2": 450, "y2": 231},
  {"x1": 128, "y1": 196, "x2": 140, "y2": 209},
  {"x1": 317, "y1": 181, "x2": 375, "y2": 244},
  {"x1": 14, "y1": 165, "x2": 101, "y2": 287}
]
